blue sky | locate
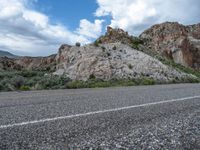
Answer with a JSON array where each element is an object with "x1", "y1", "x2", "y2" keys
[
  {"x1": 0, "y1": 0, "x2": 199, "y2": 56},
  {"x1": 35, "y1": 0, "x2": 101, "y2": 31}
]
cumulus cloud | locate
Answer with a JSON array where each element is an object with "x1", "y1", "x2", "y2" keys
[
  {"x1": 0, "y1": 0, "x2": 101, "y2": 56},
  {"x1": 1, "y1": 0, "x2": 199, "y2": 56},
  {"x1": 95, "y1": 0, "x2": 200, "y2": 35},
  {"x1": 76, "y1": 19, "x2": 104, "y2": 39}
]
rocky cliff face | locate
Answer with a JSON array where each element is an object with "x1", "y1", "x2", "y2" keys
[
  {"x1": 140, "y1": 22, "x2": 200, "y2": 70},
  {"x1": 97, "y1": 26, "x2": 134, "y2": 44},
  {"x1": 15, "y1": 55, "x2": 56, "y2": 71},
  {"x1": 0, "y1": 54, "x2": 56, "y2": 71},
  {"x1": 54, "y1": 42, "x2": 192, "y2": 81}
]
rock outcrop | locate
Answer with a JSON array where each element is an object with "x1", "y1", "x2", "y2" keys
[
  {"x1": 97, "y1": 27, "x2": 133, "y2": 44},
  {"x1": 0, "y1": 54, "x2": 56, "y2": 71},
  {"x1": 0, "y1": 57, "x2": 21, "y2": 70},
  {"x1": 15, "y1": 55, "x2": 56, "y2": 71},
  {"x1": 140, "y1": 22, "x2": 200, "y2": 70},
  {"x1": 54, "y1": 42, "x2": 192, "y2": 81}
]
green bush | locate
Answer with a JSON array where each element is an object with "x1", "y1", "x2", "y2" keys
[
  {"x1": 94, "y1": 40, "x2": 99, "y2": 47},
  {"x1": 20, "y1": 85, "x2": 30, "y2": 91},
  {"x1": 131, "y1": 38, "x2": 144, "y2": 49},
  {"x1": 128, "y1": 64, "x2": 133, "y2": 69},
  {"x1": 11, "y1": 76, "x2": 25, "y2": 89},
  {"x1": 0, "y1": 70, "x2": 71, "y2": 91},
  {"x1": 89, "y1": 74, "x2": 96, "y2": 80},
  {"x1": 66, "y1": 80, "x2": 87, "y2": 89},
  {"x1": 138, "y1": 78, "x2": 155, "y2": 85}
]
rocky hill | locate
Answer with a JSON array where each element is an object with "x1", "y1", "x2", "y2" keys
[
  {"x1": 140, "y1": 22, "x2": 200, "y2": 70},
  {"x1": 54, "y1": 42, "x2": 193, "y2": 82},
  {"x1": 0, "y1": 22, "x2": 199, "y2": 83}
]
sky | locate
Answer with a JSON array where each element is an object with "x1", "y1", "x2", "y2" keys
[{"x1": 0, "y1": 0, "x2": 199, "y2": 56}]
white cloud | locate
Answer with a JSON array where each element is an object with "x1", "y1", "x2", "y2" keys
[
  {"x1": 0, "y1": 0, "x2": 100, "y2": 56},
  {"x1": 95, "y1": 0, "x2": 200, "y2": 35},
  {"x1": 76, "y1": 19, "x2": 104, "y2": 39},
  {"x1": 1, "y1": 0, "x2": 199, "y2": 56}
]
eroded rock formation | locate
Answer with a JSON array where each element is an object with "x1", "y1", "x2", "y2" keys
[{"x1": 140, "y1": 22, "x2": 200, "y2": 70}]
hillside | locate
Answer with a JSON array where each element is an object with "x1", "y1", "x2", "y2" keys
[
  {"x1": 140, "y1": 22, "x2": 200, "y2": 70},
  {"x1": 0, "y1": 22, "x2": 200, "y2": 91},
  {"x1": 54, "y1": 42, "x2": 193, "y2": 82},
  {"x1": 0, "y1": 50, "x2": 19, "y2": 58}
]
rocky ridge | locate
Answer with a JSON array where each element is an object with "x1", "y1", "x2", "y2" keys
[
  {"x1": 0, "y1": 55, "x2": 56, "y2": 71},
  {"x1": 140, "y1": 22, "x2": 200, "y2": 70},
  {"x1": 0, "y1": 22, "x2": 199, "y2": 82}
]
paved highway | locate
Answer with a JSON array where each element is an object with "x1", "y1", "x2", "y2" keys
[{"x1": 0, "y1": 84, "x2": 200, "y2": 149}]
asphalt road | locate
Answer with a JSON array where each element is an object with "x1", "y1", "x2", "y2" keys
[{"x1": 0, "y1": 84, "x2": 200, "y2": 149}]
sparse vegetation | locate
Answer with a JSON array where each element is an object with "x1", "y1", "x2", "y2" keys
[
  {"x1": 136, "y1": 45, "x2": 200, "y2": 80},
  {"x1": 0, "y1": 69, "x2": 198, "y2": 92},
  {"x1": 131, "y1": 38, "x2": 144, "y2": 49},
  {"x1": 65, "y1": 78, "x2": 156, "y2": 89},
  {"x1": 94, "y1": 39, "x2": 101, "y2": 47},
  {"x1": 0, "y1": 70, "x2": 70, "y2": 91}
]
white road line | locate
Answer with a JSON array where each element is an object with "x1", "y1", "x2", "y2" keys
[{"x1": 0, "y1": 95, "x2": 200, "y2": 129}]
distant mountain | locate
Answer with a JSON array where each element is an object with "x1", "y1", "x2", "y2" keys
[{"x1": 0, "y1": 50, "x2": 19, "y2": 58}]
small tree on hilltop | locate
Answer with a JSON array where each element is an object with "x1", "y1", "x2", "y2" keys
[{"x1": 75, "y1": 42, "x2": 81, "y2": 47}]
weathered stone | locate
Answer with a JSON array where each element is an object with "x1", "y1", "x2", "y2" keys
[
  {"x1": 54, "y1": 42, "x2": 192, "y2": 81},
  {"x1": 0, "y1": 54, "x2": 56, "y2": 71},
  {"x1": 140, "y1": 22, "x2": 200, "y2": 70}
]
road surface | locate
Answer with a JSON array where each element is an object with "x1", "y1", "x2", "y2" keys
[{"x1": 0, "y1": 84, "x2": 200, "y2": 149}]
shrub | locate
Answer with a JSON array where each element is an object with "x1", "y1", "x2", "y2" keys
[
  {"x1": 75, "y1": 42, "x2": 81, "y2": 47},
  {"x1": 11, "y1": 76, "x2": 25, "y2": 89},
  {"x1": 128, "y1": 64, "x2": 133, "y2": 69},
  {"x1": 89, "y1": 74, "x2": 96, "y2": 80},
  {"x1": 65, "y1": 80, "x2": 87, "y2": 89},
  {"x1": 20, "y1": 85, "x2": 30, "y2": 91},
  {"x1": 107, "y1": 52, "x2": 111, "y2": 57},
  {"x1": 139, "y1": 78, "x2": 155, "y2": 85},
  {"x1": 131, "y1": 38, "x2": 144, "y2": 49},
  {"x1": 94, "y1": 40, "x2": 99, "y2": 47},
  {"x1": 112, "y1": 46, "x2": 117, "y2": 50}
]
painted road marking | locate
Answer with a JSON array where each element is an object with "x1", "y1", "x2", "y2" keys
[{"x1": 0, "y1": 95, "x2": 200, "y2": 129}]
